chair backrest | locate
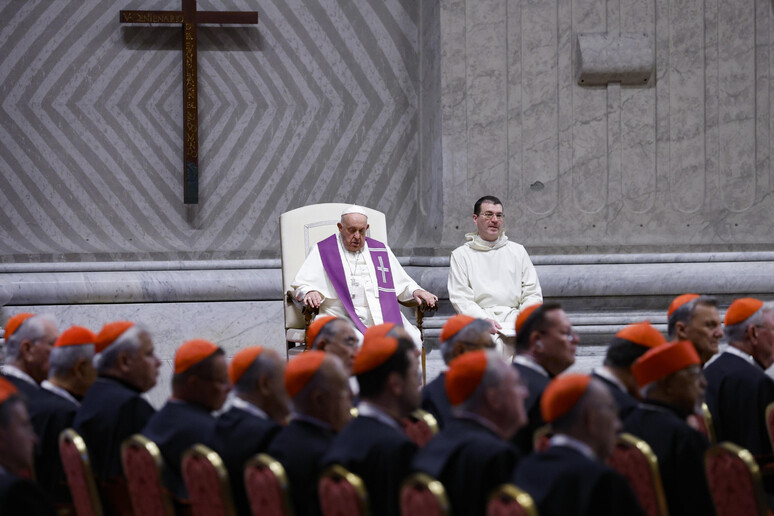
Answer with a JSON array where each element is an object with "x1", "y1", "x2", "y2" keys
[
  {"x1": 58, "y1": 428, "x2": 104, "y2": 516},
  {"x1": 400, "y1": 473, "x2": 449, "y2": 516},
  {"x1": 532, "y1": 425, "x2": 553, "y2": 452},
  {"x1": 700, "y1": 402, "x2": 716, "y2": 444},
  {"x1": 766, "y1": 402, "x2": 774, "y2": 452},
  {"x1": 704, "y1": 442, "x2": 769, "y2": 516},
  {"x1": 243, "y1": 453, "x2": 293, "y2": 516},
  {"x1": 318, "y1": 464, "x2": 369, "y2": 516},
  {"x1": 279, "y1": 203, "x2": 388, "y2": 331},
  {"x1": 402, "y1": 409, "x2": 440, "y2": 448},
  {"x1": 182, "y1": 444, "x2": 237, "y2": 516},
  {"x1": 121, "y1": 434, "x2": 175, "y2": 516},
  {"x1": 607, "y1": 433, "x2": 669, "y2": 516},
  {"x1": 486, "y1": 483, "x2": 538, "y2": 516}
]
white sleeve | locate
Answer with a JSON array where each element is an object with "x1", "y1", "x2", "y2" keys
[
  {"x1": 290, "y1": 244, "x2": 335, "y2": 301},
  {"x1": 447, "y1": 249, "x2": 491, "y2": 319},
  {"x1": 386, "y1": 246, "x2": 422, "y2": 302}
]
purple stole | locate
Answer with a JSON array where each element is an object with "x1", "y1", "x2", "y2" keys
[{"x1": 317, "y1": 235, "x2": 404, "y2": 334}]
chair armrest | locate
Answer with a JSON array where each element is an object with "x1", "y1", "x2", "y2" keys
[
  {"x1": 286, "y1": 290, "x2": 320, "y2": 318},
  {"x1": 398, "y1": 298, "x2": 437, "y2": 315}
]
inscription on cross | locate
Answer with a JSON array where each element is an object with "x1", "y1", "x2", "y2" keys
[{"x1": 120, "y1": 0, "x2": 258, "y2": 204}]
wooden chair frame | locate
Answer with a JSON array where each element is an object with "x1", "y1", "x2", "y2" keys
[
  {"x1": 120, "y1": 434, "x2": 175, "y2": 516},
  {"x1": 244, "y1": 453, "x2": 294, "y2": 516},
  {"x1": 59, "y1": 428, "x2": 104, "y2": 516},
  {"x1": 705, "y1": 441, "x2": 769, "y2": 516},
  {"x1": 408, "y1": 409, "x2": 440, "y2": 435},
  {"x1": 765, "y1": 401, "x2": 774, "y2": 453},
  {"x1": 182, "y1": 444, "x2": 237, "y2": 516},
  {"x1": 400, "y1": 473, "x2": 450, "y2": 516},
  {"x1": 532, "y1": 424, "x2": 553, "y2": 452},
  {"x1": 487, "y1": 483, "x2": 538, "y2": 516},
  {"x1": 614, "y1": 433, "x2": 670, "y2": 516},
  {"x1": 701, "y1": 402, "x2": 717, "y2": 444},
  {"x1": 318, "y1": 464, "x2": 369, "y2": 516}
]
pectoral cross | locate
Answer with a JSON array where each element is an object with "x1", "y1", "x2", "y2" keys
[
  {"x1": 377, "y1": 256, "x2": 390, "y2": 283},
  {"x1": 120, "y1": 0, "x2": 258, "y2": 204}
]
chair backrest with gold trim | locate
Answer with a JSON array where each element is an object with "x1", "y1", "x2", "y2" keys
[
  {"x1": 765, "y1": 402, "x2": 774, "y2": 452},
  {"x1": 400, "y1": 473, "x2": 449, "y2": 516},
  {"x1": 59, "y1": 428, "x2": 104, "y2": 516},
  {"x1": 243, "y1": 453, "x2": 294, "y2": 516},
  {"x1": 121, "y1": 434, "x2": 175, "y2": 516},
  {"x1": 532, "y1": 425, "x2": 553, "y2": 452},
  {"x1": 607, "y1": 433, "x2": 669, "y2": 516},
  {"x1": 182, "y1": 444, "x2": 237, "y2": 516},
  {"x1": 318, "y1": 464, "x2": 369, "y2": 516},
  {"x1": 486, "y1": 483, "x2": 538, "y2": 516},
  {"x1": 704, "y1": 442, "x2": 768, "y2": 516},
  {"x1": 402, "y1": 409, "x2": 440, "y2": 448}
]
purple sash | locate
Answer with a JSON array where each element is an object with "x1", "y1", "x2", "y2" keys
[{"x1": 317, "y1": 235, "x2": 404, "y2": 334}]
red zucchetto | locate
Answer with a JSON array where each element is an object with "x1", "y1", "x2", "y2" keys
[
  {"x1": 541, "y1": 374, "x2": 591, "y2": 423},
  {"x1": 174, "y1": 339, "x2": 219, "y2": 374},
  {"x1": 631, "y1": 341, "x2": 700, "y2": 388},
  {"x1": 445, "y1": 350, "x2": 488, "y2": 406},
  {"x1": 285, "y1": 350, "x2": 327, "y2": 397}
]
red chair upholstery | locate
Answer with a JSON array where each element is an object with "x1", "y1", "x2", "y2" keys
[
  {"x1": 486, "y1": 484, "x2": 537, "y2": 516},
  {"x1": 318, "y1": 465, "x2": 368, "y2": 516},
  {"x1": 243, "y1": 453, "x2": 293, "y2": 516},
  {"x1": 121, "y1": 434, "x2": 175, "y2": 516},
  {"x1": 687, "y1": 403, "x2": 716, "y2": 444},
  {"x1": 400, "y1": 473, "x2": 449, "y2": 516},
  {"x1": 607, "y1": 433, "x2": 668, "y2": 516},
  {"x1": 59, "y1": 428, "x2": 104, "y2": 516},
  {"x1": 766, "y1": 402, "x2": 774, "y2": 452},
  {"x1": 402, "y1": 409, "x2": 440, "y2": 448},
  {"x1": 533, "y1": 425, "x2": 553, "y2": 452},
  {"x1": 705, "y1": 442, "x2": 769, "y2": 516},
  {"x1": 182, "y1": 444, "x2": 236, "y2": 516}
]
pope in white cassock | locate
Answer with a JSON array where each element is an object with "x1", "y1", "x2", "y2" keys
[
  {"x1": 447, "y1": 195, "x2": 543, "y2": 358},
  {"x1": 291, "y1": 205, "x2": 438, "y2": 346}
]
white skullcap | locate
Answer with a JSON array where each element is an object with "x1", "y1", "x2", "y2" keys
[{"x1": 341, "y1": 205, "x2": 368, "y2": 217}]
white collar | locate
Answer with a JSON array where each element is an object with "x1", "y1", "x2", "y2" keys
[
  {"x1": 357, "y1": 401, "x2": 402, "y2": 432},
  {"x1": 593, "y1": 367, "x2": 627, "y2": 393},
  {"x1": 513, "y1": 355, "x2": 550, "y2": 378},
  {"x1": 230, "y1": 396, "x2": 268, "y2": 420},
  {"x1": 550, "y1": 434, "x2": 598, "y2": 461},
  {"x1": 724, "y1": 346, "x2": 756, "y2": 366},
  {"x1": 0, "y1": 365, "x2": 38, "y2": 387},
  {"x1": 42, "y1": 380, "x2": 79, "y2": 406}
]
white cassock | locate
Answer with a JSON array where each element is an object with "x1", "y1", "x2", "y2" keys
[
  {"x1": 292, "y1": 233, "x2": 423, "y2": 346},
  {"x1": 447, "y1": 232, "x2": 543, "y2": 355}
]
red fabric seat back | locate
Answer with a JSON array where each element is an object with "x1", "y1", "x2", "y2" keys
[
  {"x1": 607, "y1": 441, "x2": 662, "y2": 516},
  {"x1": 121, "y1": 436, "x2": 174, "y2": 516},
  {"x1": 244, "y1": 460, "x2": 286, "y2": 516},
  {"x1": 59, "y1": 430, "x2": 102, "y2": 516},
  {"x1": 400, "y1": 474, "x2": 448, "y2": 516},
  {"x1": 181, "y1": 447, "x2": 233, "y2": 516},
  {"x1": 318, "y1": 466, "x2": 368, "y2": 516},
  {"x1": 705, "y1": 443, "x2": 768, "y2": 516},
  {"x1": 486, "y1": 497, "x2": 529, "y2": 516},
  {"x1": 403, "y1": 417, "x2": 435, "y2": 447},
  {"x1": 486, "y1": 485, "x2": 536, "y2": 516}
]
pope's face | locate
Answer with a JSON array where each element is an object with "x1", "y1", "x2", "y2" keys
[
  {"x1": 338, "y1": 214, "x2": 369, "y2": 252},
  {"x1": 473, "y1": 201, "x2": 503, "y2": 242}
]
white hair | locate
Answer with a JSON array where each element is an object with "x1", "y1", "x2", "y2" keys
[
  {"x1": 94, "y1": 325, "x2": 146, "y2": 374},
  {"x1": 49, "y1": 344, "x2": 95, "y2": 377},
  {"x1": 234, "y1": 351, "x2": 279, "y2": 395},
  {"x1": 3, "y1": 315, "x2": 57, "y2": 363},
  {"x1": 725, "y1": 301, "x2": 774, "y2": 344}
]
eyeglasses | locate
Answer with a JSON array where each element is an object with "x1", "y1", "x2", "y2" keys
[{"x1": 478, "y1": 211, "x2": 504, "y2": 220}]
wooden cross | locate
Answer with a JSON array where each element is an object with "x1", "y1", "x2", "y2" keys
[{"x1": 120, "y1": 0, "x2": 258, "y2": 205}]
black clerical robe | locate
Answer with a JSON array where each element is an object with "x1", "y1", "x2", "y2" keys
[
  {"x1": 73, "y1": 376, "x2": 156, "y2": 482},
  {"x1": 214, "y1": 404, "x2": 282, "y2": 516},
  {"x1": 1, "y1": 373, "x2": 41, "y2": 401},
  {"x1": 623, "y1": 401, "x2": 715, "y2": 516},
  {"x1": 591, "y1": 372, "x2": 638, "y2": 420},
  {"x1": 141, "y1": 399, "x2": 217, "y2": 500},
  {"x1": 513, "y1": 445, "x2": 645, "y2": 516},
  {"x1": 0, "y1": 470, "x2": 57, "y2": 516},
  {"x1": 511, "y1": 361, "x2": 550, "y2": 454},
  {"x1": 412, "y1": 417, "x2": 519, "y2": 516},
  {"x1": 322, "y1": 415, "x2": 418, "y2": 516},
  {"x1": 28, "y1": 387, "x2": 78, "y2": 504},
  {"x1": 420, "y1": 372, "x2": 453, "y2": 429},
  {"x1": 268, "y1": 417, "x2": 336, "y2": 516},
  {"x1": 704, "y1": 351, "x2": 774, "y2": 456}
]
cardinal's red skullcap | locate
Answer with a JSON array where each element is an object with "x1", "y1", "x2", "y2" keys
[
  {"x1": 615, "y1": 321, "x2": 666, "y2": 349},
  {"x1": 631, "y1": 341, "x2": 700, "y2": 388},
  {"x1": 229, "y1": 346, "x2": 265, "y2": 385},
  {"x1": 667, "y1": 294, "x2": 700, "y2": 319},
  {"x1": 285, "y1": 350, "x2": 327, "y2": 397},
  {"x1": 4, "y1": 313, "x2": 35, "y2": 341},
  {"x1": 515, "y1": 304, "x2": 542, "y2": 334},
  {"x1": 307, "y1": 316, "x2": 338, "y2": 348},
  {"x1": 353, "y1": 336, "x2": 399, "y2": 375},
  {"x1": 440, "y1": 315, "x2": 476, "y2": 343},
  {"x1": 541, "y1": 374, "x2": 591, "y2": 423},
  {"x1": 95, "y1": 321, "x2": 135, "y2": 354},
  {"x1": 175, "y1": 339, "x2": 219, "y2": 374},
  {"x1": 54, "y1": 326, "x2": 96, "y2": 348},
  {"x1": 445, "y1": 350, "x2": 488, "y2": 405},
  {"x1": 724, "y1": 298, "x2": 764, "y2": 326},
  {"x1": 0, "y1": 377, "x2": 19, "y2": 405},
  {"x1": 364, "y1": 323, "x2": 396, "y2": 343}
]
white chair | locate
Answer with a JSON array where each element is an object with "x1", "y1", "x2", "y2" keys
[{"x1": 279, "y1": 203, "x2": 432, "y2": 379}]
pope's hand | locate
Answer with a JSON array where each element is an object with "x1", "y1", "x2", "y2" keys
[
  {"x1": 486, "y1": 319, "x2": 502, "y2": 334},
  {"x1": 303, "y1": 291, "x2": 323, "y2": 309},
  {"x1": 413, "y1": 289, "x2": 438, "y2": 308}
]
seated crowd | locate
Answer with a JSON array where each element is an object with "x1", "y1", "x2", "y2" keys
[{"x1": 0, "y1": 294, "x2": 773, "y2": 515}]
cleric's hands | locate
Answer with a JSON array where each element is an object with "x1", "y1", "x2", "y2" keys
[
  {"x1": 412, "y1": 289, "x2": 438, "y2": 309},
  {"x1": 486, "y1": 319, "x2": 502, "y2": 334},
  {"x1": 303, "y1": 291, "x2": 323, "y2": 309}
]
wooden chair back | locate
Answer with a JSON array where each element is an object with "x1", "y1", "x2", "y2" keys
[
  {"x1": 400, "y1": 473, "x2": 450, "y2": 516},
  {"x1": 486, "y1": 484, "x2": 538, "y2": 516},
  {"x1": 607, "y1": 433, "x2": 669, "y2": 516},
  {"x1": 181, "y1": 444, "x2": 237, "y2": 516},
  {"x1": 402, "y1": 409, "x2": 440, "y2": 447},
  {"x1": 318, "y1": 464, "x2": 369, "y2": 516},
  {"x1": 58, "y1": 428, "x2": 104, "y2": 516},
  {"x1": 243, "y1": 453, "x2": 294, "y2": 516},
  {"x1": 120, "y1": 434, "x2": 175, "y2": 516},
  {"x1": 704, "y1": 442, "x2": 769, "y2": 516}
]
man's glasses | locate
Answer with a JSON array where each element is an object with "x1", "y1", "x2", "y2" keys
[{"x1": 479, "y1": 211, "x2": 504, "y2": 220}]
